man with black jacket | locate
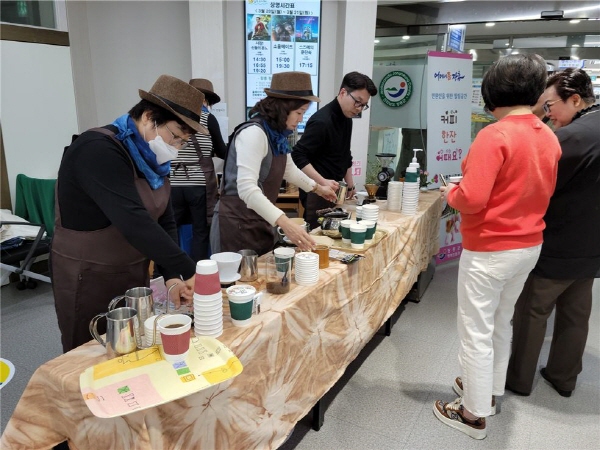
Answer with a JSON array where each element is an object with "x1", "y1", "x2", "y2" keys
[
  {"x1": 506, "y1": 68, "x2": 600, "y2": 397},
  {"x1": 292, "y1": 71, "x2": 377, "y2": 228}
]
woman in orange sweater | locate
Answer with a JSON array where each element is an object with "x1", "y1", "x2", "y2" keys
[{"x1": 433, "y1": 54, "x2": 562, "y2": 440}]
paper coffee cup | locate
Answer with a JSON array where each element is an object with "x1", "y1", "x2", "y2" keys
[
  {"x1": 350, "y1": 223, "x2": 367, "y2": 249},
  {"x1": 340, "y1": 219, "x2": 354, "y2": 244},
  {"x1": 226, "y1": 285, "x2": 256, "y2": 327},
  {"x1": 157, "y1": 314, "x2": 192, "y2": 363},
  {"x1": 361, "y1": 220, "x2": 376, "y2": 244}
]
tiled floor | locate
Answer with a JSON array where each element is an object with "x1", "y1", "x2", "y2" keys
[{"x1": 1, "y1": 263, "x2": 599, "y2": 449}]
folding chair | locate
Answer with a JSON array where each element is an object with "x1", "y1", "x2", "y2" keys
[{"x1": 0, "y1": 174, "x2": 56, "y2": 289}]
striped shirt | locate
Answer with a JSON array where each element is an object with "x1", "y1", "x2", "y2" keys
[{"x1": 170, "y1": 111, "x2": 212, "y2": 186}]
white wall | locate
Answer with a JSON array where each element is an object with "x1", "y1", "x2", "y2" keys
[
  {"x1": 319, "y1": 0, "x2": 341, "y2": 100},
  {"x1": 0, "y1": 40, "x2": 78, "y2": 208},
  {"x1": 1, "y1": 0, "x2": 379, "y2": 208},
  {"x1": 222, "y1": 0, "x2": 247, "y2": 135},
  {"x1": 189, "y1": 0, "x2": 226, "y2": 103},
  {"x1": 67, "y1": 0, "x2": 193, "y2": 132},
  {"x1": 322, "y1": 0, "x2": 378, "y2": 189}
]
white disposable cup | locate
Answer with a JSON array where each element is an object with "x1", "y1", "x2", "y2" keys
[
  {"x1": 193, "y1": 315, "x2": 222, "y2": 327},
  {"x1": 196, "y1": 259, "x2": 218, "y2": 275},
  {"x1": 193, "y1": 302, "x2": 223, "y2": 312},
  {"x1": 194, "y1": 308, "x2": 223, "y2": 319},
  {"x1": 143, "y1": 314, "x2": 167, "y2": 346},
  {"x1": 193, "y1": 292, "x2": 223, "y2": 302},
  {"x1": 362, "y1": 204, "x2": 379, "y2": 210}
]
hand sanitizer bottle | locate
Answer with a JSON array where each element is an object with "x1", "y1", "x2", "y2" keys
[{"x1": 405, "y1": 149, "x2": 422, "y2": 183}]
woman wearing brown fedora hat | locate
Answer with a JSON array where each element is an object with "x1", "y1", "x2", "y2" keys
[
  {"x1": 51, "y1": 74, "x2": 203, "y2": 353},
  {"x1": 210, "y1": 71, "x2": 337, "y2": 256},
  {"x1": 169, "y1": 78, "x2": 227, "y2": 262}
]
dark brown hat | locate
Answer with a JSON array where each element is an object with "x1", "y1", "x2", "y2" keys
[
  {"x1": 139, "y1": 74, "x2": 208, "y2": 134},
  {"x1": 189, "y1": 78, "x2": 221, "y2": 105},
  {"x1": 264, "y1": 71, "x2": 320, "y2": 102}
]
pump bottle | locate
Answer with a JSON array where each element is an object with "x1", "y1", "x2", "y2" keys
[{"x1": 405, "y1": 149, "x2": 422, "y2": 183}]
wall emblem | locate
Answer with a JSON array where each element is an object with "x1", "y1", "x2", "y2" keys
[{"x1": 379, "y1": 70, "x2": 413, "y2": 107}]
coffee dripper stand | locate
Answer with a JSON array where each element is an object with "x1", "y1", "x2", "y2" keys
[{"x1": 375, "y1": 153, "x2": 396, "y2": 200}]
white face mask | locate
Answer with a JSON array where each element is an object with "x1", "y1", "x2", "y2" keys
[{"x1": 147, "y1": 123, "x2": 179, "y2": 164}]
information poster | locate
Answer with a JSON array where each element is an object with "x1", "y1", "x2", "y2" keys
[
  {"x1": 426, "y1": 51, "x2": 473, "y2": 264},
  {"x1": 245, "y1": 0, "x2": 321, "y2": 132}
]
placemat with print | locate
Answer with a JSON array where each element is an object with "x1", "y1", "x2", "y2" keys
[{"x1": 80, "y1": 336, "x2": 242, "y2": 418}]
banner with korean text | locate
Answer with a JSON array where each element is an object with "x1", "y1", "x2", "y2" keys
[
  {"x1": 245, "y1": 0, "x2": 321, "y2": 133},
  {"x1": 426, "y1": 51, "x2": 472, "y2": 264}
]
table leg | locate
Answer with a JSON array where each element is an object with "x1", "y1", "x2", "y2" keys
[
  {"x1": 384, "y1": 317, "x2": 392, "y2": 336},
  {"x1": 406, "y1": 257, "x2": 436, "y2": 303},
  {"x1": 311, "y1": 399, "x2": 324, "y2": 431}
]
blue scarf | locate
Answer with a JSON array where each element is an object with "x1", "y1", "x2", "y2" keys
[
  {"x1": 111, "y1": 114, "x2": 170, "y2": 190},
  {"x1": 202, "y1": 105, "x2": 210, "y2": 113},
  {"x1": 262, "y1": 120, "x2": 293, "y2": 156}
]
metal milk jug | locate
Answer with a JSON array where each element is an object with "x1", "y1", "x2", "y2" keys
[{"x1": 336, "y1": 180, "x2": 348, "y2": 205}]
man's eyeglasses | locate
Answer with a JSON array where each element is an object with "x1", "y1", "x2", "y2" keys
[
  {"x1": 165, "y1": 123, "x2": 189, "y2": 148},
  {"x1": 543, "y1": 99, "x2": 561, "y2": 114},
  {"x1": 347, "y1": 91, "x2": 369, "y2": 111}
]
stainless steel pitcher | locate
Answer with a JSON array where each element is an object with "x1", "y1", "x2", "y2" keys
[
  {"x1": 89, "y1": 307, "x2": 139, "y2": 359},
  {"x1": 109, "y1": 287, "x2": 154, "y2": 347},
  {"x1": 336, "y1": 180, "x2": 348, "y2": 205},
  {"x1": 238, "y1": 249, "x2": 259, "y2": 282}
]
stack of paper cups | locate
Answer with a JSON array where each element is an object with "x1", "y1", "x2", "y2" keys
[
  {"x1": 387, "y1": 181, "x2": 403, "y2": 212},
  {"x1": 294, "y1": 252, "x2": 319, "y2": 286},
  {"x1": 193, "y1": 259, "x2": 223, "y2": 338},
  {"x1": 361, "y1": 204, "x2": 379, "y2": 222},
  {"x1": 144, "y1": 314, "x2": 164, "y2": 347},
  {"x1": 402, "y1": 181, "x2": 420, "y2": 215},
  {"x1": 355, "y1": 206, "x2": 363, "y2": 221}
]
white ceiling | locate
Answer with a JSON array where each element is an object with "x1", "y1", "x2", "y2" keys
[{"x1": 373, "y1": 1, "x2": 600, "y2": 62}]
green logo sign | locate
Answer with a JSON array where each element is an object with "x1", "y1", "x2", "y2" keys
[{"x1": 379, "y1": 71, "x2": 413, "y2": 107}]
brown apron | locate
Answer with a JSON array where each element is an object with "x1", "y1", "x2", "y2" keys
[
  {"x1": 189, "y1": 134, "x2": 218, "y2": 225},
  {"x1": 51, "y1": 128, "x2": 171, "y2": 353},
  {"x1": 218, "y1": 154, "x2": 286, "y2": 256}
]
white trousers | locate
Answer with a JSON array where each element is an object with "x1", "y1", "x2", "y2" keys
[{"x1": 457, "y1": 245, "x2": 541, "y2": 417}]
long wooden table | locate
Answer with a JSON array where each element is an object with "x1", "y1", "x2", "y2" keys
[{"x1": 1, "y1": 192, "x2": 442, "y2": 450}]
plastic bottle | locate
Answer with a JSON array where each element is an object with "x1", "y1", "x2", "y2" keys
[{"x1": 405, "y1": 149, "x2": 422, "y2": 183}]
